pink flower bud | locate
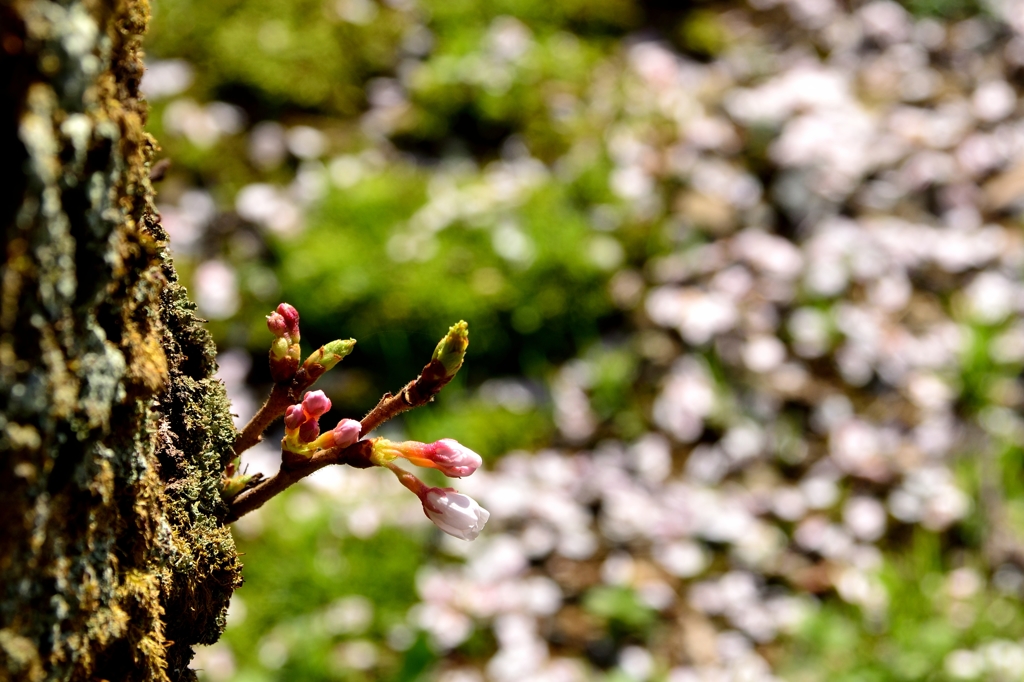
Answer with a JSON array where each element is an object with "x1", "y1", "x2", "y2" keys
[
  {"x1": 301, "y1": 390, "x2": 331, "y2": 418},
  {"x1": 277, "y1": 303, "x2": 300, "y2": 338},
  {"x1": 311, "y1": 418, "x2": 362, "y2": 450},
  {"x1": 283, "y1": 404, "x2": 306, "y2": 430},
  {"x1": 371, "y1": 438, "x2": 482, "y2": 477},
  {"x1": 426, "y1": 439, "x2": 482, "y2": 478},
  {"x1": 267, "y1": 311, "x2": 289, "y2": 338},
  {"x1": 332, "y1": 419, "x2": 361, "y2": 449},
  {"x1": 420, "y1": 487, "x2": 489, "y2": 540},
  {"x1": 298, "y1": 419, "x2": 320, "y2": 443}
]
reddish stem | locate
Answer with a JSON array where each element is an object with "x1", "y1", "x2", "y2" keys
[{"x1": 225, "y1": 440, "x2": 375, "y2": 522}]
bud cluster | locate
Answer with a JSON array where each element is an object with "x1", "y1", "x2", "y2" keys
[
  {"x1": 231, "y1": 305, "x2": 489, "y2": 542},
  {"x1": 283, "y1": 390, "x2": 361, "y2": 455},
  {"x1": 267, "y1": 303, "x2": 303, "y2": 382},
  {"x1": 267, "y1": 302, "x2": 300, "y2": 342}
]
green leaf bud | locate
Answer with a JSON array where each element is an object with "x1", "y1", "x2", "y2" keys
[
  {"x1": 319, "y1": 339, "x2": 356, "y2": 371},
  {"x1": 432, "y1": 321, "x2": 469, "y2": 377}
]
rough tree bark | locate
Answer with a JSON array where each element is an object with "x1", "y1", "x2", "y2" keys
[{"x1": 0, "y1": 0, "x2": 242, "y2": 680}]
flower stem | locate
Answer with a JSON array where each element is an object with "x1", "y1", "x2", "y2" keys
[{"x1": 384, "y1": 460, "x2": 428, "y2": 497}]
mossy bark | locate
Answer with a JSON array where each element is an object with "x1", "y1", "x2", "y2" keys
[{"x1": 0, "y1": 1, "x2": 241, "y2": 680}]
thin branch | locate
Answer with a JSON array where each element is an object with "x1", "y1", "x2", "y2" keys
[
  {"x1": 149, "y1": 158, "x2": 171, "y2": 182},
  {"x1": 225, "y1": 440, "x2": 375, "y2": 522},
  {"x1": 360, "y1": 355, "x2": 457, "y2": 436},
  {"x1": 233, "y1": 383, "x2": 292, "y2": 456}
]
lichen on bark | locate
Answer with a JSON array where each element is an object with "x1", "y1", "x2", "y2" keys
[{"x1": 0, "y1": 0, "x2": 242, "y2": 680}]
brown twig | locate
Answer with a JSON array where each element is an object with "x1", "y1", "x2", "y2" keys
[
  {"x1": 233, "y1": 383, "x2": 293, "y2": 456},
  {"x1": 225, "y1": 354, "x2": 459, "y2": 522},
  {"x1": 226, "y1": 440, "x2": 375, "y2": 522},
  {"x1": 360, "y1": 355, "x2": 457, "y2": 435}
]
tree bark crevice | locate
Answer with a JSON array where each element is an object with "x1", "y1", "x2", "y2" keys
[{"x1": 1, "y1": 1, "x2": 242, "y2": 680}]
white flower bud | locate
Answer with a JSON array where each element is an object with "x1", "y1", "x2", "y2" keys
[{"x1": 421, "y1": 488, "x2": 490, "y2": 541}]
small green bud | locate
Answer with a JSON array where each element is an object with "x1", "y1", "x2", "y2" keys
[
  {"x1": 301, "y1": 339, "x2": 356, "y2": 383},
  {"x1": 432, "y1": 321, "x2": 469, "y2": 377},
  {"x1": 270, "y1": 336, "x2": 289, "y2": 360},
  {"x1": 221, "y1": 472, "x2": 258, "y2": 501},
  {"x1": 319, "y1": 339, "x2": 356, "y2": 371}
]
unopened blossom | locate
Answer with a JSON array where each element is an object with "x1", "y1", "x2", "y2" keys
[
  {"x1": 267, "y1": 302, "x2": 303, "y2": 381},
  {"x1": 302, "y1": 390, "x2": 331, "y2": 418},
  {"x1": 298, "y1": 418, "x2": 320, "y2": 444},
  {"x1": 284, "y1": 390, "x2": 335, "y2": 451},
  {"x1": 371, "y1": 437, "x2": 483, "y2": 478},
  {"x1": 266, "y1": 311, "x2": 289, "y2": 337},
  {"x1": 421, "y1": 488, "x2": 490, "y2": 541},
  {"x1": 267, "y1": 302, "x2": 300, "y2": 340},
  {"x1": 385, "y1": 461, "x2": 489, "y2": 540},
  {"x1": 312, "y1": 418, "x2": 362, "y2": 450},
  {"x1": 276, "y1": 302, "x2": 300, "y2": 340},
  {"x1": 283, "y1": 404, "x2": 305, "y2": 430}
]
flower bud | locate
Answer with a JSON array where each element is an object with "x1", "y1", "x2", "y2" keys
[
  {"x1": 426, "y1": 439, "x2": 482, "y2": 478},
  {"x1": 284, "y1": 404, "x2": 306, "y2": 430},
  {"x1": 298, "y1": 419, "x2": 320, "y2": 443},
  {"x1": 267, "y1": 311, "x2": 289, "y2": 338},
  {"x1": 277, "y1": 303, "x2": 300, "y2": 341},
  {"x1": 319, "y1": 339, "x2": 356, "y2": 371},
  {"x1": 270, "y1": 336, "x2": 289, "y2": 360},
  {"x1": 383, "y1": 462, "x2": 489, "y2": 540},
  {"x1": 301, "y1": 390, "x2": 331, "y2": 418},
  {"x1": 432, "y1": 320, "x2": 469, "y2": 378},
  {"x1": 313, "y1": 418, "x2": 362, "y2": 450},
  {"x1": 370, "y1": 437, "x2": 482, "y2": 478},
  {"x1": 301, "y1": 339, "x2": 356, "y2": 383},
  {"x1": 421, "y1": 487, "x2": 489, "y2": 541},
  {"x1": 332, "y1": 419, "x2": 362, "y2": 448}
]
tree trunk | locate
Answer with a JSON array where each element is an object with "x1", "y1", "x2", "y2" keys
[{"x1": 0, "y1": 1, "x2": 241, "y2": 680}]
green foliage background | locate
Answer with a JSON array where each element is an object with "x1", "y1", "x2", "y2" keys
[{"x1": 143, "y1": 0, "x2": 1024, "y2": 679}]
